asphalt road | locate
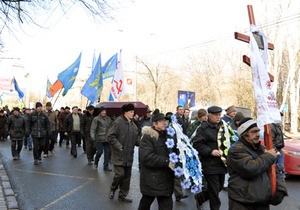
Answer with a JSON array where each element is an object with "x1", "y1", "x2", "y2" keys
[{"x1": 0, "y1": 139, "x2": 299, "y2": 210}]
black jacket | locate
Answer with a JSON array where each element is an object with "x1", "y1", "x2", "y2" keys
[
  {"x1": 227, "y1": 138, "x2": 287, "y2": 205},
  {"x1": 26, "y1": 111, "x2": 51, "y2": 138},
  {"x1": 193, "y1": 120, "x2": 227, "y2": 174},
  {"x1": 6, "y1": 114, "x2": 26, "y2": 140},
  {"x1": 64, "y1": 113, "x2": 82, "y2": 134},
  {"x1": 139, "y1": 126, "x2": 174, "y2": 196},
  {"x1": 80, "y1": 112, "x2": 94, "y2": 137}
]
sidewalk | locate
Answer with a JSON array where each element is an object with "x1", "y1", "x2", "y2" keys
[{"x1": 0, "y1": 158, "x2": 19, "y2": 210}]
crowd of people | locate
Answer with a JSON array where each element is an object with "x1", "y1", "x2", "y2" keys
[{"x1": 0, "y1": 102, "x2": 288, "y2": 209}]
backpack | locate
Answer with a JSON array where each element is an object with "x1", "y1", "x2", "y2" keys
[{"x1": 271, "y1": 123, "x2": 285, "y2": 150}]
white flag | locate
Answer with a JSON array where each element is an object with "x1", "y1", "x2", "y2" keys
[
  {"x1": 249, "y1": 25, "x2": 281, "y2": 128},
  {"x1": 109, "y1": 51, "x2": 126, "y2": 101}
]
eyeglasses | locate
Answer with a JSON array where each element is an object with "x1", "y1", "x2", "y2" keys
[{"x1": 250, "y1": 129, "x2": 260, "y2": 134}]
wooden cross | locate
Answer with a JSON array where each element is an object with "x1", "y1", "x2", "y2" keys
[{"x1": 234, "y1": 5, "x2": 276, "y2": 195}]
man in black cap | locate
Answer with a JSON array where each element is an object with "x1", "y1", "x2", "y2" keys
[
  {"x1": 26, "y1": 102, "x2": 51, "y2": 165},
  {"x1": 81, "y1": 105, "x2": 96, "y2": 165},
  {"x1": 138, "y1": 113, "x2": 175, "y2": 210},
  {"x1": 58, "y1": 106, "x2": 71, "y2": 147},
  {"x1": 6, "y1": 107, "x2": 26, "y2": 160},
  {"x1": 227, "y1": 117, "x2": 287, "y2": 209},
  {"x1": 107, "y1": 103, "x2": 139, "y2": 203},
  {"x1": 193, "y1": 106, "x2": 227, "y2": 210},
  {"x1": 23, "y1": 108, "x2": 33, "y2": 150},
  {"x1": 43, "y1": 102, "x2": 58, "y2": 157},
  {"x1": 90, "y1": 106, "x2": 112, "y2": 170},
  {"x1": 140, "y1": 107, "x2": 152, "y2": 128}
]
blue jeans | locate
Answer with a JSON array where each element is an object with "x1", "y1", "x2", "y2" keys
[
  {"x1": 275, "y1": 149, "x2": 285, "y2": 172},
  {"x1": 24, "y1": 135, "x2": 32, "y2": 149},
  {"x1": 95, "y1": 142, "x2": 111, "y2": 168}
]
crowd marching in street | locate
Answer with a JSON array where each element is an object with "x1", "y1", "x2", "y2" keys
[{"x1": 0, "y1": 102, "x2": 288, "y2": 210}]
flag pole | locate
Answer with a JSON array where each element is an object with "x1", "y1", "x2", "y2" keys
[{"x1": 52, "y1": 88, "x2": 63, "y2": 108}]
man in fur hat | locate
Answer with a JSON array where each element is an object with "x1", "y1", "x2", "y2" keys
[{"x1": 107, "y1": 103, "x2": 139, "y2": 203}]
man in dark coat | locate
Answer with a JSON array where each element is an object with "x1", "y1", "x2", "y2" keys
[
  {"x1": 138, "y1": 113, "x2": 175, "y2": 210},
  {"x1": 6, "y1": 107, "x2": 26, "y2": 160},
  {"x1": 227, "y1": 117, "x2": 287, "y2": 209},
  {"x1": 26, "y1": 102, "x2": 51, "y2": 165},
  {"x1": 107, "y1": 103, "x2": 139, "y2": 203},
  {"x1": 0, "y1": 110, "x2": 7, "y2": 141},
  {"x1": 81, "y1": 105, "x2": 96, "y2": 165},
  {"x1": 193, "y1": 106, "x2": 227, "y2": 210}
]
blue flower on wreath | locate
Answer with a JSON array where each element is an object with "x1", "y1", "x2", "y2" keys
[
  {"x1": 167, "y1": 127, "x2": 175, "y2": 137},
  {"x1": 191, "y1": 184, "x2": 201, "y2": 194},
  {"x1": 232, "y1": 135, "x2": 239, "y2": 141},
  {"x1": 182, "y1": 178, "x2": 192, "y2": 189},
  {"x1": 165, "y1": 138, "x2": 175, "y2": 149},
  {"x1": 174, "y1": 166, "x2": 184, "y2": 177},
  {"x1": 169, "y1": 152, "x2": 179, "y2": 163}
]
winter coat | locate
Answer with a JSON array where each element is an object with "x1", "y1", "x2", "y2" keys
[
  {"x1": 58, "y1": 111, "x2": 69, "y2": 131},
  {"x1": 192, "y1": 120, "x2": 227, "y2": 174},
  {"x1": 0, "y1": 115, "x2": 7, "y2": 135},
  {"x1": 6, "y1": 113, "x2": 26, "y2": 141},
  {"x1": 44, "y1": 110, "x2": 58, "y2": 132},
  {"x1": 227, "y1": 138, "x2": 287, "y2": 205},
  {"x1": 64, "y1": 113, "x2": 82, "y2": 134},
  {"x1": 107, "y1": 115, "x2": 139, "y2": 166},
  {"x1": 139, "y1": 126, "x2": 174, "y2": 196},
  {"x1": 26, "y1": 111, "x2": 51, "y2": 138},
  {"x1": 80, "y1": 112, "x2": 94, "y2": 137},
  {"x1": 90, "y1": 115, "x2": 112, "y2": 142}
]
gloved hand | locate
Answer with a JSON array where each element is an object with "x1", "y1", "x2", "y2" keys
[
  {"x1": 270, "y1": 191, "x2": 286, "y2": 205},
  {"x1": 168, "y1": 162, "x2": 175, "y2": 171}
]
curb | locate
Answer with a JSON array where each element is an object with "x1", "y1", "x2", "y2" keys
[{"x1": 0, "y1": 159, "x2": 19, "y2": 210}]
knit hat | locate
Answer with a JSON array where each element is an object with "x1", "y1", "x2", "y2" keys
[
  {"x1": 121, "y1": 103, "x2": 135, "y2": 114},
  {"x1": 35, "y1": 102, "x2": 43, "y2": 108},
  {"x1": 198, "y1": 109, "x2": 207, "y2": 118},
  {"x1": 233, "y1": 112, "x2": 244, "y2": 121},
  {"x1": 98, "y1": 106, "x2": 106, "y2": 113},
  {"x1": 226, "y1": 105, "x2": 236, "y2": 115},
  {"x1": 237, "y1": 117, "x2": 257, "y2": 136},
  {"x1": 46, "y1": 102, "x2": 52, "y2": 107}
]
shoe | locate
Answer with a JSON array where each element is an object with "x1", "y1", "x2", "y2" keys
[
  {"x1": 43, "y1": 154, "x2": 48, "y2": 158},
  {"x1": 59, "y1": 144, "x2": 62, "y2": 147},
  {"x1": 29, "y1": 147, "x2": 32, "y2": 151},
  {"x1": 13, "y1": 156, "x2": 18, "y2": 160},
  {"x1": 24, "y1": 146, "x2": 27, "y2": 149},
  {"x1": 73, "y1": 154, "x2": 77, "y2": 158},
  {"x1": 88, "y1": 161, "x2": 92, "y2": 165},
  {"x1": 176, "y1": 194, "x2": 189, "y2": 201},
  {"x1": 94, "y1": 163, "x2": 98, "y2": 169},
  {"x1": 223, "y1": 187, "x2": 228, "y2": 191},
  {"x1": 118, "y1": 196, "x2": 132, "y2": 203},
  {"x1": 50, "y1": 150, "x2": 55, "y2": 155},
  {"x1": 104, "y1": 167, "x2": 112, "y2": 171},
  {"x1": 34, "y1": 160, "x2": 39, "y2": 165},
  {"x1": 78, "y1": 144, "x2": 81, "y2": 147},
  {"x1": 109, "y1": 190, "x2": 115, "y2": 199}
]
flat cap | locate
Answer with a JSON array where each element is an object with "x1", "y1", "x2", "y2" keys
[
  {"x1": 152, "y1": 113, "x2": 167, "y2": 122},
  {"x1": 207, "y1": 106, "x2": 222, "y2": 114}
]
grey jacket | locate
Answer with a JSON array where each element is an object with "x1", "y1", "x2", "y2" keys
[
  {"x1": 90, "y1": 115, "x2": 112, "y2": 142},
  {"x1": 107, "y1": 115, "x2": 139, "y2": 166}
]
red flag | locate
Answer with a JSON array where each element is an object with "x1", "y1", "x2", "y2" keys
[{"x1": 50, "y1": 80, "x2": 63, "y2": 97}]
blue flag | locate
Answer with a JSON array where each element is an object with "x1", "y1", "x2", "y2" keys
[
  {"x1": 12, "y1": 77, "x2": 24, "y2": 99},
  {"x1": 58, "y1": 52, "x2": 82, "y2": 96},
  {"x1": 81, "y1": 53, "x2": 103, "y2": 103},
  {"x1": 46, "y1": 78, "x2": 53, "y2": 98},
  {"x1": 102, "y1": 53, "x2": 118, "y2": 80}
]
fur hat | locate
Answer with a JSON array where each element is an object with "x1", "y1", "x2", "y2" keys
[
  {"x1": 98, "y1": 106, "x2": 106, "y2": 113},
  {"x1": 122, "y1": 103, "x2": 135, "y2": 114},
  {"x1": 35, "y1": 102, "x2": 43, "y2": 108},
  {"x1": 226, "y1": 105, "x2": 236, "y2": 115},
  {"x1": 237, "y1": 117, "x2": 257, "y2": 136}
]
